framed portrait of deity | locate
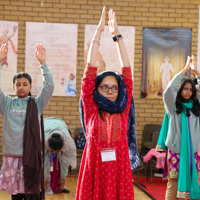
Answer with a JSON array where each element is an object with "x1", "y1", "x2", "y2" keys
[{"x1": 141, "y1": 27, "x2": 192, "y2": 99}]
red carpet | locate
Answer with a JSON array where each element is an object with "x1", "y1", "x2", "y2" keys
[{"x1": 133, "y1": 176, "x2": 167, "y2": 200}]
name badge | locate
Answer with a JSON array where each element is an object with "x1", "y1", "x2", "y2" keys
[
  {"x1": 50, "y1": 163, "x2": 53, "y2": 172},
  {"x1": 101, "y1": 148, "x2": 116, "y2": 162}
]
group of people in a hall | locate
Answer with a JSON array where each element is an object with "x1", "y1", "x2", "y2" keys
[{"x1": 0, "y1": 5, "x2": 200, "y2": 200}]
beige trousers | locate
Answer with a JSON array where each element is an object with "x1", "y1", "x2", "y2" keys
[
  {"x1": 165, "y1": 176, "x2": 178, "y2": 200},
  {"x1": 165, "y1": 153, "x2": 187, "y2": 200}
]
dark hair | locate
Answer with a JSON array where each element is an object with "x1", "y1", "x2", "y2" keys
[
  {"x1": 13, "y1": 72, "x2": 32, "y2": 96},
  {"x1": 48, "y1": 133, "x2": 64, "y2": 151},
  {"x1": 193, "y1": 78, "x2": 198, "y2": 85},
  {"x1": 176, "y1": 77, "x2": 200, "y2": 117},
  {"x1": 95, "y1": 71, "x2": 120, "y2": 90},
  {"x1": 95, "y1": 71, "x2": 120, "y2": 120}
]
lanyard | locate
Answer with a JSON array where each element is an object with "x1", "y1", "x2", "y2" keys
[
  {"x1": 51, "y1": 151, "x2": 56, "y2": 163},
  {"x1": 105, "y1": 112, "x2": 113, "y2": 147}
]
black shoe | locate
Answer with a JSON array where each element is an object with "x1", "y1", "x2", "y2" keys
[
  {"x1": 62, "y1": 188, "x2": 70, "y2": 193},
  {"x1": 54, "y1": 189, "x2": 62, "y2": 194}
]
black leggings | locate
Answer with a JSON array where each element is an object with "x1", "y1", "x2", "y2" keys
[
  {"x1": 11, "y1": 194, "x2": 34, "y2": 200},
  {"x1": 11, "y1": 194, "x2": 25, "y2": 200}
]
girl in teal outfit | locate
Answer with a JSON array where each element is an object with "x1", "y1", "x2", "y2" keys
[{"x1": 157, "y1": 55, "x2": 200, "y2": 199}]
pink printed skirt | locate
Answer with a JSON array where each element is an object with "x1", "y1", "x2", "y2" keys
[
  {"x1": 168, "y1": 149, "x2": 200, "y2": 179},
  {"x1": 0, "y1": 156, "x2": 25, "y2": 194}
]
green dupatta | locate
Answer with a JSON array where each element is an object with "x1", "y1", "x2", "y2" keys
[
  {"x1": 178, "y1": 101, "x2": 200, "y2": 199},
  {"x1": 156, "y1": 112, "x2": 169, "y2": 152}
]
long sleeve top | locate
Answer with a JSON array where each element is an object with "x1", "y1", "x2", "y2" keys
[
  {"x1": 0, "y1": 64, "x2": 54, "y2": 156},
  {"x1": 44, "y1": 117, "x2": 76, "y2": 179},
  {"x1": 76, "y1": 66, "x2": 134, "y2": 200},
  {"x1": 81, "y1": 66, "x2": 133, "y2": 135},
  {"x1": 164, "y1": 72, "x2": 200, "y2": 153}
]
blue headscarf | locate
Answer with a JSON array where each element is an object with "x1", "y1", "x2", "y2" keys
[{"x1": 79, "y1": 71, "x2": 141, "y2": 169}]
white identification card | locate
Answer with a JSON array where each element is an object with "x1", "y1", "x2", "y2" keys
[
  {"x1": 50, "y1": 165, "x2": 53, "y2": 172},
  {"x1": 101, "y1": 148, "x2": 116, "y2": 162}
]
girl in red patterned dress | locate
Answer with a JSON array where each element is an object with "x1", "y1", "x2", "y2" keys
[{"x1": 76, "y1": 7, "x2": 135, "y2": 200}]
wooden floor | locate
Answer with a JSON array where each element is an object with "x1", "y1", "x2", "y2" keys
[{"x1": 0, "y1": 174, "x2": 151, "y2": 200}]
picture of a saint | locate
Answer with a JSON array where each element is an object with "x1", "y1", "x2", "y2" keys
[
  {"x1": 158, "y1": 56, "x2": 174, "y2": 95},
  {"x1": 0, "y1": 25, "x2": 17, "y2": 67},
  {"x1": 141, "y1": 28, "x2": 192, "y2": 99}
]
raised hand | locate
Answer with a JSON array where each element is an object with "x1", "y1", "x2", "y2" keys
[
  {"x1": 0, "y1": 44, "x2": 8, "y2": 63},
  {"x1": 182, "y1": 56, "x2": 192, "y2": 74},
  {"x1": 108, "y1": 8, "x2": 130, "y2": 67},
  {"x1": 108, "y1": 9, "x2": 120, "y2": 35},
  {"x1": 87, "y1": 6, "x2": 105, "y2": 67},
  {"x1": 191, "y1": 55, "x2": 200, "y2": 75},
  {"x1": 35, "y1": 43, "x2": 46, "y2": 65},
  {"x1": 96, "y1": 6, "x2": 106, "y2": 34}
]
